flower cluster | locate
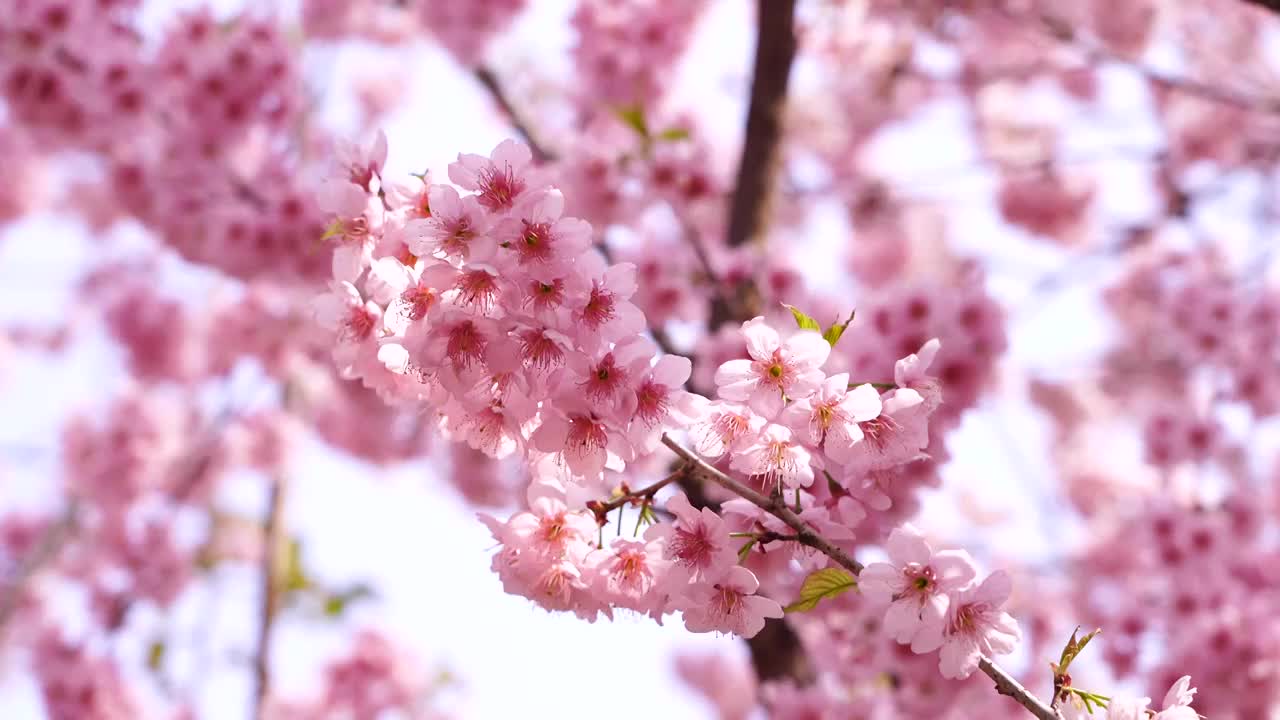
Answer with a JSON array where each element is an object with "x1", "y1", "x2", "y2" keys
[{"x1": 311, "y1": 135, "x2": 1025, "y2": 686}]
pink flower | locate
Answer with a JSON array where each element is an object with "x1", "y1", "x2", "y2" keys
[
  {"x1": 688, "y1": 400, "x2": 763, "y2": 458},
  {"x1": 333, "y1": 128, "x2": 387, "y2": 191},
  {"x1": 645, "y1": 492, "x2": 736, "y2": 585},
  {"x1": 834, "y1": 388, "x2": 931, "y2": 475},
  {"x1": 859, "y1": 524, "x2": 977, "y2": 645},
  {"x1": 448, "y1": 139, "x2": 538, "y2": 214},
  {"x1": 679, "y1": 565, "x2": 783, "y2": 638},
  {"x1": 780, "y1": 374, "x2": 882, "y2": 464},
  {"x1": 532, "y1": 396, "x2": 632, "y2": 479},
  {"x1": 565, "y1": 335, "x2": 654, "y2": 418},
  {"x1": 1154, "y1": 676, "x2": 1197, "y2": 720},
  {"x1": 569, "y1": 254, "x2": 647, "y2": 352},
  {"x1": 730, "y1": 423, "x2": 815, "y2": 490},
  {"x1": 913, "y1": 570, "x2": 1021, "y2": 679},
  {"x1": 629, "y1": 354, "x2": 703, "y2": 451},
  {"x1": 312, "y1": 281, "x2": 382, "y2": 369},
  {"x1": 495, "y1": 189, "x2": 593, "y2": 276},
  {"x1": 1106, "y1": 697, "x2": 1151, "y2": 720},
  {"x1": 714, "y1": 316, "x2": 830, "y2": 418},
  {"x1": 588, "y1": 537, "x2": 671, "y2": 615},
  {"x1": 404, "y1": 184, "x2": 493, "y2": 262},
  {"x1": 894, "y1": 338, "x2": 942, "y2": 411}
]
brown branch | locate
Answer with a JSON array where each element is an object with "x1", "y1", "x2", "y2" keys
[
  {"x1": 588, "y1": 466, "x2": 688, "y2": 518},
  {"x1": 661, "y1": 434, "x2": 861, "y2": 573},
  {"x1": 251, "y1": 476, "x2": 287, "y2": 720},
  {"x1": 660, "y1": 433, "x2": 1062, "y2": 720},
  {"x1": 1239, "y1": 0, "x2": 1280, "y2": 15},
  {"x1": 474, "y1": 66, "x2": 553, "y2": 163},
  {"x1": 726, "y1": 0, "x2": 798, "y2": 249},
  {"x1": 1005, "y1": 6, "x2": 1280, "y2": 115},
  {"x1": 980, "y1": 657, "x2": 1063, "y2": 720}
]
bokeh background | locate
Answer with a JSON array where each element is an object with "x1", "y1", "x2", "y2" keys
[{"x1": 2, "y1": 0, "x2": 1278, "y2": 718}]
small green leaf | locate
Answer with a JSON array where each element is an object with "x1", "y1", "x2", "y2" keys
[
  {"x1": 737, "y1": 538, "x2": 757, "y2": 562},
  {"x1": 282, "y1": 538, "x2": 312, "y2": 593},
  {"x1": 783, "y1": 304, "x2": 821, "y2": 332},
  {"x1": 1055, "y1": 626, "x2": 1102, "y2": 676},
  {"x1": 146, "y1": 640, "x2": 166, "y2": 671},
  {"x1": 656, "y1": 127, "x2": 690, "y2": 141},
  {"x1": 784, "y1": 568, "x2": 857, "y2": 613},
  {"x1": 821, "y1": 310, "x2": 856, "y2": 347},
  {"x1": 322, "y1": 583, "x2": 375, "y2": 618},
  {"x1": 615, "y1": 106, "x2": 649, "y2": 138}
]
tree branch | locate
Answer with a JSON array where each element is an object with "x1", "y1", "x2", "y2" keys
[
  {"x1": 474, "y1": 66, "x2": 553, "y2": 163},
  {"x1": 1239, "y1": 0, "x2": 1280, "y2": 14},
  {"x1": 660, "y1": 433, "x2": 1062, "y2": 720},
  {"x1": 251, "y1": 476, "x2": 287, "y2": 720},
  {"x1": 726, "y1": 0, "x2": 798, "y2": 249},
  {"x1": 979, "y1": 657, "x2": 1063, "y2": 720}
]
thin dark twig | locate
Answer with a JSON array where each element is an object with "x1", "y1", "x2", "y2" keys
[
  {"x1": 474, "y1": 66, "x2": 554, "y2": 163},
  {"x1": 251, "y1": 476, "x2": 287, "y2": 720}
]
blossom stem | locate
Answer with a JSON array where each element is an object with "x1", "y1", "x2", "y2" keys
[
  {"x1": 591, "y1": 466, "x2": 689, "y2": 517},
  {"x1": 660, "y1": 434, "x2": 1063, "y2": 720}
]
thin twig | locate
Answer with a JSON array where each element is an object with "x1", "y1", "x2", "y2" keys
[
  {"x1": 1236, "y1": 0, "x2": 1280, "y2": 17},
  {"x1": 474, "y1": 66, "x2": 553, "y2": 163},
  {"x1": 589, "y1": 466, "x2": 688, "y2": 517},
  {"x1": 251, "y1": 476, "x2": 287, "y2": 720},
  {"x1": 0, "y1": 501, "x2": 78, "y2": 633},
  {"x1": 659, "y1": 433, "x2": 1062, "y2": 720},
  {"x1": 1004, "y1": 5, "x2": 1280, "y2": 115},
  {"x1": 660, "y1": 434, "x2": 862, "y2": 574},
  {"x1": 979, "y1": 657, "x2": 1063, "y2": 720}
]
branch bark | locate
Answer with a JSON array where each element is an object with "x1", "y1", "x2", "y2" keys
[
  {"x1": 1239, "y1": 0, "x2": 1280, "y2": 14},
  {"x1": 251, "y1": 476, "x2": 287, "y2": 720},
  {"x1": 660, "y1": 434, "x2": 1063, "y2": 720},
  {"x1": 725, "y1": 0, "x2": 798, "y2": 249}
]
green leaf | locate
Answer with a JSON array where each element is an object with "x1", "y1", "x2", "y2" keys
[
  {"x1": 656, "y1": 127, "x2": 690, "y2": 141},
  {"x1": 1054, "y1": 626, "x2": 1101, "y2": 676},
  {"x1": 146, "y1": 640, "x2": 166, "y2": 671},
  {"x1": 783, "y1": 304, "x2": 821, "y2": 332},
  {"x1": 737, "y1": 538, "x2": 757, "y2": 562},
  {"x1": 615, "y1": 106, "x2": 649, "y2": 138},
  {"x1": 784, "y1": 568, "x2": 857, "y2": 613},
  {"x1": 822, "y1": 310, "x2": 856, "y2": 347},
  {"x1": 322, "y1": 583, "x2": 375, "y2": 618},
  {"x1": 282, "y1": 538, "x2": 312, "y2": 593}
]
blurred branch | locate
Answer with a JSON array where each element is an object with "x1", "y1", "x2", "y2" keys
[
  {"x1": 0, "y1": 501, "x2": 78, "y2": 633},
  {"x1": 726, "y1": 0, "x2": 798, "y2": 249},
  {"x1": 251, "y1": 475, "x2": 287, "y2": 720},
  {"x1": 474, "y1": 66, "x2": 554, "y2": 163},
  {"x1": 1239, "y1": 0, "x2": 1280, "y2": 14},
  {"x1": 1002, "y1": 6, "x2": 1280, "y2": 114}
]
